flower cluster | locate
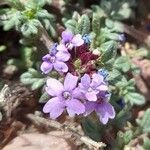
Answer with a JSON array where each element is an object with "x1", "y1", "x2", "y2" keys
[
  {"x1": 41, "y1": 30, "x2": 115, "y2": 124},
  {"x1": 41, "y1": 30, "x2": 84, "y2": 74}
]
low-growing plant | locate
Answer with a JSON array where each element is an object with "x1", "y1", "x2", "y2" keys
[{"x1": 0, "y1": 0, "x2": 149, "y2": 149}]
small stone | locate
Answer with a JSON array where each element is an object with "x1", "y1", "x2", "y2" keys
[{"x1": 3, "y1": 132, "x2": 77, "y2": 150}]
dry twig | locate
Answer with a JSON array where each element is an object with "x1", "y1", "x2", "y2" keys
[{"x1": 26, "y1": 113, "x2": 106, "y2": 149}]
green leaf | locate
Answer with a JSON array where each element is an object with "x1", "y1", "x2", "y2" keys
[
  {"x1": 114, "y1": 109, "x2": 131, "y2": 128},
  {"x1": 82, "y1": 117, "x2": 102, "y2": 141},
  {"x1": 92, "y1": 13, "x2": 100, "y2": 33},
  {"x1": 7, "y1": 58, "x2": 24, "y2": 69},
  {"x1": 113, "y1": 130, "x2": 133, "y2": 150},
  {"x1": 116, "y1": 76, "x2": 128, "y2": 88},
  {"x1": 7, "y1": 47, "x2": 35, "y2": 70},
  {"x1": 20, "y1": 68, "x2": 45, "y2": 90},
  {"x1": 99, "y1": 0, "x2": 136, "y2": 21},
  {"x1": 131, "y1": 64, "x2": 140, "y2": 75},
  {"x1": 28, "y1": 68, "x2": 42, "y2": 77},
  {"x1": 107, "y1": 69, "x2": 122, "y2": 84},
  {"x1": 143, "y1": 137, "x2": 150, "y2": 150},
  {"x1": 100, "y1": 40, "x2": 117, "y2": 52},
  {"x1": 92, "y1": 5, "x2": 106, "y2": 18},
  {"x1": 3, "y1": 11, "x2": 20, "y2": 31},
  {"x1": 21, "y1": 19, "x2": 40, "y2": 37},
  {"x1": 64, "y1": 19, "x2": 78, "y2": 33},
  {"x1": 137, "y1": 108, "x2": 150, "y2": 133},
  {"x1": 113, "y1": 131, "x2": 124, "y2": 150},
  {"x1": 37, "y1": 9, "x2": 51, "y2": 18},
  {"x1": 72, "y1": 11, "x2": 80, "y2": 21},
  {"x1": 7, "y1": 0, "x2": 24, "y2": 10},
  {"x1": 105, "y1": 18, "x2": 114, "y2": 29},
  {"x1": 123, "y1": 130, "x2": 133, "y2": 144},
  {"x1": 124, "y1": 92, "x2": 145, "y2": 105},
  {"x1": 39, "y1": 91, "x2": 50, "y2": 103},
  {"x1": 105, "y1": 32, "x2": 120, "y2": 41},
  {"x1": 100, "y1": 41, "x2": 117, "y2": 63},
  {"x1": 77, "y1": 15, "x2": 90, "y2": 35},
  {"x1": 31, "y1": 79, "x2": 45, "y2": 90},
  {"x1": 114, "y1": 4, "x2": 133, "y2": 20},
  {"x1": 20, "y1": 75, "x2": 37, "y2": 85},
  {"x1": 114, "y1": 56, "x2": 131, "y2": 72},
  {"x1": 49, "y1": 23, "x2": 57, "y2": 38}
]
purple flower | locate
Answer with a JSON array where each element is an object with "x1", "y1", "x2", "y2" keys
[
  {"x1": 41, "y1": 44, "x2": 70, "y2": 74},
  {"x1": 84, "y1": 100, "x2": 115, "y2": 124},
  {"x1": 118, "y1": 34, "x2": 126, "y2": 42},
  {"x1": 43, "y1": 73, "x2": 85, "y2": 119},
  {"x1": 61, "y1": 30, "x2": 84, "y2": 49},
  {"x1": 117, "y1": 98, "x2": 125, "y2": 108},
  {"x1": 79, "y1": 73, "x2": 108, "y2": 102}
]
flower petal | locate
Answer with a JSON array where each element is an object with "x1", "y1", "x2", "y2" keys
[
  {"x1": 40, "y1": 62, "x2": 53, "y2": 74},
  {"x1": 81, "y1": 74, "x2": 91, "y2": 88},
  {"x1": 56, "y1": 51, "x2": 70, "y2": 62},
  {"x1": 50, "y1": 108, "x2": 64, "y2": 119},
  {"x1": 62, "y1": 30, "x2": 73, "y2": 43},
  {"x1": 57, "y1": 44, "x2": 68, "y2": 52},
  {"x1": 71, "y1": 34, "x2": 84, "y2": 47},
  {"x1": 96, "y1": 102, "x2": 115, "y2": 124},
  {"x1": 72, "y1": 88, "x2": 84, "y2": 100},
  {"x1": 64, "y1": 73, "x2": 78, "y2": 91},
  {"x1": 66, "y1": 99, "x2": 85, "y2": 116},
  {"x1": 84, "y1": 101, "x2": 96, "y2": 116},
  {"x1": 96, "y1": 84, "x2": 108, "y2": 91},
  {"x1": 85, "y1": 91, "x2": 97, "y2": 101},
  {"x1": 43, "y1": 97, "x2": 64, "y2": 119},
  {"x1": 91, "y1": 73, "x2": 104, "y2": 88},
  {"x1": 42, "y1": 54, "x2": 51, "y2": 61},
  {"x1": 46, "y1": 78, "x2": 63, "y2": 96},
  {"x1": 54, "y1": 61, "x2": 68, "y2": 72}
]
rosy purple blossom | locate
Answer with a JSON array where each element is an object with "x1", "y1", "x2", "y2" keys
[
  {"x1": 41, "y1": 29, "x2": 116, "y2": 124},
  {"x1": 43, "y1": 73, "x2": 85, "y2": 119},
  {"x1": 79, "y1": 73, "x2": 108, "y2": 101},
  {"x1": 61, "y1": 30, "x2": 84, "y2": 49},
  {"x1": 84, "y1": 100, "x2": 115, "y2": 124},
  {"x1": 78, "y1": 73, "x2": 115, "y2": 124},
  {"x1": 41, "y1": 43, "x2": 70, "y2": 74}
]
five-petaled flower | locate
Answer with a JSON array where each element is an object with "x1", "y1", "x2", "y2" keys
[
  {"x1": 79, "y1": 73, "x2": 108, "y2": 101},
  {"x1": 84, "y1": 99, "x2": 115, "y2": 124},
  {"x1": 61, "y1": 30, "x2": 84, "y2": 49},
  {"x1": 43, "y1": 73, "x2": 85, "y2": 119},
  {"x1": 41, "y1": 43, "x2": 70, "y2": 74}
]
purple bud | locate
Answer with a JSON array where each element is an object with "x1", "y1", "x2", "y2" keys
[
  {"x1": 118, "y1": 34, "x2": 126, "y2": 42},
  {"x1": 98, "y1": 69, "x2": 109, "y2": 79},
  {"x1": 50, "y1": 43, "x2": 58, "y2": 56},
  {"x1": 117, "y1": 98, "x2": 125, "y2": 108},
  {"x1": 82, "y1": 34, "x2": 91, "y2": 44}
]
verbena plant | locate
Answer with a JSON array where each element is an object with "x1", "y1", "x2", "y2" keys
[{"x1": 0, "y1": 0, "x2": 149, "y2": 149}]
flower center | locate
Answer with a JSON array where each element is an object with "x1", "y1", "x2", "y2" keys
[
  {"x1": 62, "y1": 91, "x2": 72, "y2": 100},
  {"x1": 88, "y1": 87, "x2": 93, "y2": 92},
  {"x1": 66, "y1": 43, "x2": 73, "y2": 50},
  {"x1": 49, "y1": 56, "x2": 56, "y2": 63}
]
